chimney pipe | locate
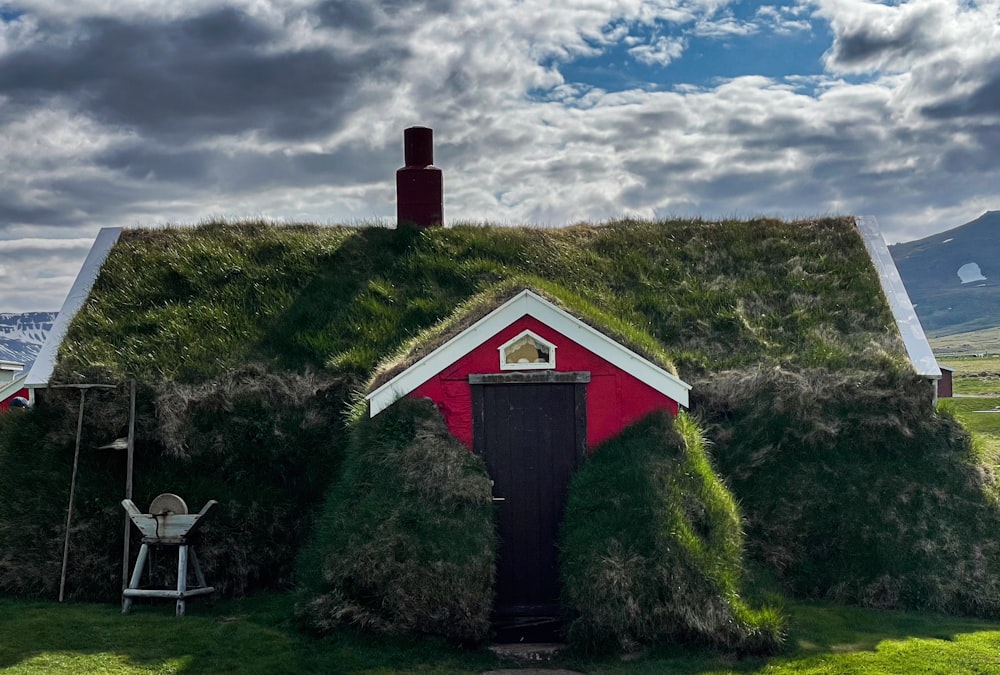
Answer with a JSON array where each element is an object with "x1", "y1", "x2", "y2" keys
[{"x1": 396, "y1": 126, "x2": 443, "y2": 228}]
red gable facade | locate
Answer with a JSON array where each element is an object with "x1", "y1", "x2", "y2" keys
[{"x1": 367, "y1": 290, "x2": 690, "y2": 451}]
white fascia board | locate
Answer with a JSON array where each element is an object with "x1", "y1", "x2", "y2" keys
[
  {"x1": 1, "y1": 361, "x2": 25, "y2": 372},
  {"x1": 25, "y1": 227, "x2": 123, "y2": 388},
  {"x1": 367, "y1": 289, "x2": 691, "y2": 416},
  {"x1": 855, "y1": 216, "x2": 941, "y2": 379}
]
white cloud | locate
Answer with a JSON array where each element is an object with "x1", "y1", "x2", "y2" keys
[
  {"x1": 628, "y1": 36, "x2": 687, "y2": 65},
  {"x1": 812, "y1": 0, "x2": 1000, "y2": 74},
  {"x1": 1, "y1": 0, "x2": 999, "y2": 310},
  {"x1": 0, "y1": 237, "x2": 94, "y2": 312},
  {"x1": 755, "y1": 5, "x2": 813, "y2": 34},
  {"x1": 693, "y1": 14, "x2": 760, "y2": 38}
]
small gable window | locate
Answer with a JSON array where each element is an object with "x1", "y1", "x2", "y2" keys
[{"x1": 499, "y1": 330, "x2": 556, "y2": 370}]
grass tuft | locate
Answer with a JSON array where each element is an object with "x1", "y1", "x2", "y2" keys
[
  {"x1": 0, "y1": 365, "x2": 350, "y2": 600},
  {"x1": 297, "y1": 397, "x2": 496, "y2": 642},
  {"x1": 696, "y1": 366, "x2": 1000, "y2": 617},
  {"x1": 560, "y1": 410, "x2": 785, "y2": 654}
]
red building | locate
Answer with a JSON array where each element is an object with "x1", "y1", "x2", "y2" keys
[
  {"x1": 937, "y1": 365, "x2": 955, "y2": 399},
  {"x1": 1, "y1": 361, "x2": 28, "y2": 412}
]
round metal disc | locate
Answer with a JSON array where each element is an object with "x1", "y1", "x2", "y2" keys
[{"x1": 148, "y1": 493, "x2": 188, "y2": 516}]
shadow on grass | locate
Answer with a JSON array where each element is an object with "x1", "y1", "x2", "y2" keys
[
  {"x1": 2, "y1": 597, "x2": 1000, "y2": 674},
  {"x1": 0, "y1": 594, "x2": 500, "y2": 675},
  {"x1": 248, "y1": 226, "x2": 397, "y2": 372},
  {"x1": 557, "y1": 601, "x2": 1000, "y2": 675}
]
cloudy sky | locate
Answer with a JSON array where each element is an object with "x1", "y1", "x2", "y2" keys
[{"x1": 1, "y1": 0, "x2": 998, "y2": 312}]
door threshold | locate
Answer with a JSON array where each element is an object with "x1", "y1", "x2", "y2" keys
[
  {"x1": 488, "y1": 641, "x2": 565, "y2": 663},
  {"x1": 491, "y1": 614, "x2": 566, "y2": 644}
]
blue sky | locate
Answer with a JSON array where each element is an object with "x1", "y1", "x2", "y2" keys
[
  {"x1": 0, "y1": 0, "x2": 999, "y2": 311},
  {"x1": 559, "y1": 5, "x2": 831, "y2": 91}
]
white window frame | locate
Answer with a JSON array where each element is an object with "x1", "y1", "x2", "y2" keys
[{"x1": 498, "y1": 329, "x2": 557, "y2": 371}]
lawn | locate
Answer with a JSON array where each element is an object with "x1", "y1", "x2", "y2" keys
[
  {"x1": 938, "y1": 396, "x2": 1000, "y2": 457},
  {"x1": 3, "y1": 595, "x2": 1000, "y2": 674}
]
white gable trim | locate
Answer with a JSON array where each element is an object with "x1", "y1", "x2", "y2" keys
[
  {"x1": 1, "y1": 373, "x2": 28, "y2": 404},
  {"x1": 25, "y1": 227, "x2": 123, "y2": 388},
  {"x1": 855, "y1": 216, "x2": 941, "y2": 379},
  {"x1": 367, "y1": 289, "x2": 691, "y2": 416}
]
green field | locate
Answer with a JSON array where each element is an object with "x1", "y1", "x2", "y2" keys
[
  {"x1": 939, "y1": 356, "x2": 1000, "y2": 396},
  {"x1": 4, "y1": 595, "x2": 1000, "y2": 674},
  {"x1": 931, "y1": 327, "x2": 1000, "y2": 357}
]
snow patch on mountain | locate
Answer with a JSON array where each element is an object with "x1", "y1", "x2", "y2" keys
[
  {"x1": 958, "y1": 263, "x2": 987, "y2": 284},
  {"x1": 0, "y1": 312, "x2": 58, "y2": 368}
]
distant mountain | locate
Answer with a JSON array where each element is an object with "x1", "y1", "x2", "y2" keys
[
  {"x1": 0, "y1": 312, "x2": 57, "y2": 370},
  {"x1": 890, "y1": 211, "x2": 1000, "y2": 336}
]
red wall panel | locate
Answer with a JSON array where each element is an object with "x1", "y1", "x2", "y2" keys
[
  {"x1": 0, "y1": 387, "x2": 29, "y2": 412},
  {"x1": 411, "y1": 315, "x2": 678, "y2": 451}
]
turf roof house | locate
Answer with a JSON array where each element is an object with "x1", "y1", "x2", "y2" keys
[{"x1": 21, "y1": 214, "x2": 943, "y2": 634}]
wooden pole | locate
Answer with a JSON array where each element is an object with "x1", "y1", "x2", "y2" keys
[
  {"x1": 59, "y1": 388, "x2": 87, "y2": 603},
  {"x1": 122, "y1": 379, "x2": 136, "y2": 608}
]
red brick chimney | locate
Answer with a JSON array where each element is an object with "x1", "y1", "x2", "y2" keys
[{"x1": 396, "y1": 126, "x2": 443, "y2": 228}]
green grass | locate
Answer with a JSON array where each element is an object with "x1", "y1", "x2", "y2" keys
[
  {"x1": 939, "y1": 357, "x2": 1000, "y2": 396},
  {"x1": 698, "y1": 367, "x2": 1000, "y2": 617},
  {"x1": 938, "y1": 397, "x2": 1000, "y2": 456},
  {"x1": 560, "y1": 411, "x2": 783, "y2": 653},
  {"x1": 298, "y1": 398, "x2": 496, "y2": 641},
  {"x1": 3, "y1": 595, "x2": 1000, "y2": 674},
  {"x1": 0, "y1": 594, "x2": 499, "y2": 674}
]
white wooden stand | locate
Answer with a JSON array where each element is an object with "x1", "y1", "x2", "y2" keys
[
  {"x1": 121, "y1": 499, "x2": 217, "y2": 617},
  {"x1": 122, "y1": 541, "x2": 214, "y2": 616}
]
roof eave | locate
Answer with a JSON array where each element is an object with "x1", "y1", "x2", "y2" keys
[{"x1": 855, "y1": 216, "x2": 941, "y2": 379}]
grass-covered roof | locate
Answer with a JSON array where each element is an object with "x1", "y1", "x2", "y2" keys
[{"x1": 55, "y1": 216, "x2": 909, "y2": 385}]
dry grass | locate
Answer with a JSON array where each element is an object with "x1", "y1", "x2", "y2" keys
[
  {"x1": 297, "y1": 398, "x2": 496, "y2": 642},
  {"x1": 0, "y1": 365, "x2": 352, "y2": 600},
  {"x1": 560, "y1": 411, "x2": 784, "y2": 653},
  {"x1": 695, "y1": 365, "x2": 1000, "y2": 617}
]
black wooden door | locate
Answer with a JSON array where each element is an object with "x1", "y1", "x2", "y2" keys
[{"x1": 472, "y1": 379, "x2": 586, "y2": 618}]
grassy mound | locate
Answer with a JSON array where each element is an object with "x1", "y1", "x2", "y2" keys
[
  {"x1": 696, "y1": 366, "x2": 1000, "y2": 616},
  {"x1": 0, "y1": 365, "x2": 349, "y2": 600},
  {"x1": 560, "y1": 410, "x2": 784, "y2": 653},
  {"x1": 298, "y1": 397, "x2": 496, "y2": 642},
  {"x1": 0, "y1": 398, "x2": 119, "y2": 599}
]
